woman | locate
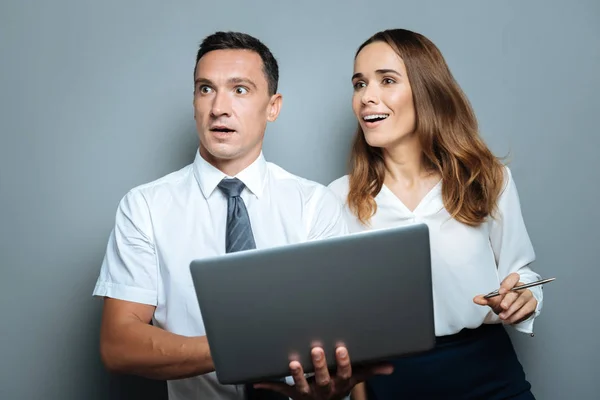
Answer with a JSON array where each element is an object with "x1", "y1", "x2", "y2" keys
[{"x1": 328, "y1": 29, "x2": 543, "y2": 399}]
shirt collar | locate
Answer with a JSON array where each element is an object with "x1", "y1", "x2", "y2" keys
[{"x1": 193, "y1": 149, "x2": 267, "y2": 199}]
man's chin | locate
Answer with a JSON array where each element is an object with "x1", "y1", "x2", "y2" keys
[
  {"x1": 199, "y1": 139, "x2": 262, "y2": 166},
  {"x1": 203, "y1": 145, "x2": 241, "y2": 161},
  {"x1": 202, "y1": 140, "x2": 254, "y2": 161}
]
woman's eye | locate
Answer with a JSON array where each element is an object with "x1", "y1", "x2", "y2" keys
[
  {"x1": 353, "y1": 82, "x2": 366, "y2": 90},
  {"x1": 235, "y1": 86, "x2": 248, "y2": 95},
  {"x1": 383, "y1": 78, "x2": 396, "y2": 85}
]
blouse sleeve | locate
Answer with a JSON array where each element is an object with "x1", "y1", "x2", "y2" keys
[{"x1": 489, "y1": 167, "x2": 543, "y2": 334}]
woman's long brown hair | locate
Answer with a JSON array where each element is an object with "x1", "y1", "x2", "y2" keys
[{"x1": 348, "y1": 29, "x2": 505, "y2": 227}]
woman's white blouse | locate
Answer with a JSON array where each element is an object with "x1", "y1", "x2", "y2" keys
[{"x1": 328, "y1": 166, "x2": 543, "y2": 337}]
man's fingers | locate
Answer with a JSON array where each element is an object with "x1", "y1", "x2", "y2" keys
[
  {"x1": 289, "y1": 360, "x2": 311, "y2": 395},
  {"x1": 311, "y1": 347, "x2": 332, "y2": 391},
  {"x1": 271, "y1": 350, "x2": 395, "y2": 399},
  {"x1": 335, "y1": 346, "x2": 352, "y2": 380}
]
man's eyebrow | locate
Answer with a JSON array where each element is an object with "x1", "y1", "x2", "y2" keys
[
  {"x1": 194, "y1": 77, "x2": 212, "y2": 86},
  {"x1": 193, "y1": 77, "x2": 258, "y2": 90},
  {"x1": 228, "y1": 77, "x2": 257, "y2": 89},
  {"x1": 351, "y1": 69, "x2": 402, "y2": 81}
]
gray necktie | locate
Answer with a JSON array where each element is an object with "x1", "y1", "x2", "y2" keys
[
  {"x1": 217, "y1": 178, "x2": 287, "y2": 400},
  {"x1": 218, "y1": 178, "x2": 256, "y2": 253}
]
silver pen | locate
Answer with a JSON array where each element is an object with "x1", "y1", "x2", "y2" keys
[{"x1": 483, "y1": 277, "x2": 556, "y2": 299}]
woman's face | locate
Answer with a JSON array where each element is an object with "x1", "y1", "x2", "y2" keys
[{"x1": 351, "y1": 41, "x2": 416, "y2": 149}]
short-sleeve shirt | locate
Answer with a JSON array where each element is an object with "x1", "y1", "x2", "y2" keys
[{"x1": 94, "y1": 150, "x2": 348, "y2": 400}]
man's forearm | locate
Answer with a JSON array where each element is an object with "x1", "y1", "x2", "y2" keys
[{"x1": 101, "y1": 321, "x2": 213, "y2": 380}]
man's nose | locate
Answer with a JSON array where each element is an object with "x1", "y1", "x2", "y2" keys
[{"x1": 210, "y1": 91, "x2": 232, "y2": 117}]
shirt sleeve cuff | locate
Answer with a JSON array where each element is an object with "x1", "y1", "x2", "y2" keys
[{"x1": 93, "y1": 281, "x2": 157, "y2": 306}]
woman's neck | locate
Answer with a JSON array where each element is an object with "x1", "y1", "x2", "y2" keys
[{"x1": 382, "y1": 136, "x2": 432, "y2": 185}]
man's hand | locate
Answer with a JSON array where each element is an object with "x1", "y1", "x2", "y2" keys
[
  {"x1": 253, "y1": 346, "x2": 393, "y2": 400},
  {"x1": 473, "y1": 272, "x2": 538, "y2": 324}
]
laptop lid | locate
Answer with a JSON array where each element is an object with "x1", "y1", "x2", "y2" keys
[{"x1": 189, "y1": 223, "x2": 435, "y2": 385}]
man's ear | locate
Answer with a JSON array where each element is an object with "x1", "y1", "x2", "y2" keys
[
  {"x1": 192, "y1": 93, "x2": 197, "y2": 120},
  {"x1": 266, "y1": 93, "x2": 283, "y2": 122}
]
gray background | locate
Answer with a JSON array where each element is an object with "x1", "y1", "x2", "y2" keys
[{"x1": 1, "y1": 0, "x2": 598, "y2": 399}]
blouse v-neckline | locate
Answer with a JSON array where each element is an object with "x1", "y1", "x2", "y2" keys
[{"x1": 379, "y1": 179, "x2": 443, "y2": 215}]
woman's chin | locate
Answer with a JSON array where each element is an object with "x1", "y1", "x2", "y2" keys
[{"x1": 364, "y1": 133, "x2": 394, "y2": 149}]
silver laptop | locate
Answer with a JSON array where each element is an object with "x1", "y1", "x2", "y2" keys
[{"x1": 189, "y1": 223, "x2": 435, "y2": 385}]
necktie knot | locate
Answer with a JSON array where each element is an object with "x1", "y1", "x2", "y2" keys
[{"x1": 218, "y1": 178, "x2": 245, "y2": 198}]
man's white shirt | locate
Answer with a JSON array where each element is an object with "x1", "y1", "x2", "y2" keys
[{"x1": 94, "y1": 150, "x2": 348, "y2": 400}]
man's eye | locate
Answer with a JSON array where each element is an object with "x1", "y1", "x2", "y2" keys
[
  {"x1": 235, "y1": 86, "x2": 248, "y2": 95},
  {"x1": 199, "y1": 86, "x2": 212, "y2": 94}
]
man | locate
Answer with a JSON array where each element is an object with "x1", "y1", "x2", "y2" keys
[{"x1": 93, "y1": 31, "x2": 391, "y2": 400}]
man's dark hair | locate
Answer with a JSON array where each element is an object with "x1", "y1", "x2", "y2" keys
[{"x1": 194, "y1": 31, "x2": 279, "y2": 95}]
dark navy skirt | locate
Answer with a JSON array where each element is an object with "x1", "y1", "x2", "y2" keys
[{"x1": 365, "y1": 323, "x2": 535, "y2": 400}]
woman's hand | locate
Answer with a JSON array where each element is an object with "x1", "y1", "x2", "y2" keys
[{"x1": 473, "y1": 272, "x2": 538, "y2": 324}]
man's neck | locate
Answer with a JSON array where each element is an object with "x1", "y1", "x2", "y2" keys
[{"x1": 198, "y1": 147, "x2": 261, "y2": 177}]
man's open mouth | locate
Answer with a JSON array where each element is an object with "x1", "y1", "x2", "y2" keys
[{"x1": 210, "y1": 127, "x2": 235, "y2": 133}]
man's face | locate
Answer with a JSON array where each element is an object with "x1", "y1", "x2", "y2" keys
[{"x1": 193, "y1": 49, "x2": 281, "y2": 169}]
